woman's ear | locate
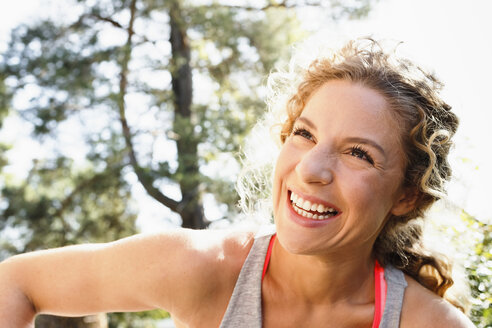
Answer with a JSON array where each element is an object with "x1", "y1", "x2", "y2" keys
[{"x1": 391, "y1": 188, "x2": 418, "y2": 216}]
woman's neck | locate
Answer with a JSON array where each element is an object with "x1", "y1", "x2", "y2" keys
[{"x1": 265, "y1": 240, "x2": 376, "y2": 305}]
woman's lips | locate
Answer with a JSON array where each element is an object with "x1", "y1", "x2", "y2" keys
[{"x1": 285, "y1": 190, "x2": 341, "y2": 227}]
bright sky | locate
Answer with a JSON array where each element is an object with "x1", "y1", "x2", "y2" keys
[{"x1": 0, "y1": 0, "x2": 490, "y2": 232}]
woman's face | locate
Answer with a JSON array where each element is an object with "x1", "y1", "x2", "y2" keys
[{"x1": 273, "y1": 80, "x2": 412, "y2": 256}]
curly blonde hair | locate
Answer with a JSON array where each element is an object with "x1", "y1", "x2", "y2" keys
[{"x1": 265, "y1": 38, "x2": 463, "y2": 309}]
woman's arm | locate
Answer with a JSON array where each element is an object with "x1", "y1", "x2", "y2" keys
[
  {"x1": 0, "y1": 228, "x2": 253, "y2": 327},
  {"x1": 0, "y1": 258, "x2": 36, "y2": 327}
]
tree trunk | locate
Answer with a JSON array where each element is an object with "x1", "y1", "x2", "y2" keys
[
  {"x1": 169, "y1": 0, "x2": 207, "y2": 229},
  {"x1": 35, "y1": 314, "x2": 107, "y2": 328}
]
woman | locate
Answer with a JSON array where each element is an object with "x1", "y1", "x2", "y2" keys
[{"x1": 0, "y1": 39, "x2": 475, "y2": 327}]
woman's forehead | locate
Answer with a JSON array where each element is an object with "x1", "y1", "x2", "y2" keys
[{"x1": 301, "y1": 81, "x2": 395, "y2": 129}]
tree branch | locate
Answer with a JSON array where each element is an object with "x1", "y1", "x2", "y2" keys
[
  {"x1": 69, "y1": 13, "x2": 124, "y2": 31},
  {"x1": 200, "y1": 0, "x2": 324, "y2": 11},
  {"x1": 89, "y1": 13, "x2": 124, "y2": 29},
  {"x1": 117, "y1": 0, "x2": 181, "y2": 213}
]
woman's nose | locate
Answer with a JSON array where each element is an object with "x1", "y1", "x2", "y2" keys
[{"x1": 295, "y1": 146, "x2": 334, "y2": 185}]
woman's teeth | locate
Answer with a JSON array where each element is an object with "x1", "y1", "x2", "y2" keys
[{"x1": 290, "y1": 192, "x2": 338, "y2": 220}]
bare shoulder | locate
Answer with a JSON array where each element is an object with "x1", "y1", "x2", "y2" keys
[
  {"x1": 152, "y1": 227, "x2": 256, "y2": 320},
  {"x1": 174, "y1": 227, "x2": 256, "y2": 290},
  {"x1": 400, "y1": 275, "x2": 475, "y2": 328}
]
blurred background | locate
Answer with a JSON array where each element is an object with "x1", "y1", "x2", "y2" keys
[{"x1": 0, "y1": 0, "x2": 490, "y2": 327}]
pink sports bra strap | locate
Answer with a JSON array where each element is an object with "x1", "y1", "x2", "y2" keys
[
  {"x1": 262, "y1": 234, "x2": 276, "y2": 280},
  {"x1": 261, "y1": 234, "x2": 387, "y2": 327},
  {"x1": 373, "y1": 259, "x2": 387, "y2": 328}
]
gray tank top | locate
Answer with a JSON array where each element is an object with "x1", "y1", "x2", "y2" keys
[{"x1": 219, "y1": 229, "x2": 408, "y2": 328}]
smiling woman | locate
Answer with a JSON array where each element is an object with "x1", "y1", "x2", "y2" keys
[
  {"x1": 271, "y1": 39, "x2": 460, "y2": 298},
  {"x1": 273, "y1": 80, "x2": 409, "y2": 255},
  {"x1": 0, "y1": 38, "x2": 474, "y2": 328}
]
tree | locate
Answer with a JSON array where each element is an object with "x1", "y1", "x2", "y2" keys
[{"x1": 0, "y1": 0, "x2": 375, "y2": 326}]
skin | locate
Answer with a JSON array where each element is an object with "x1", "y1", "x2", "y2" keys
[{"x1": 0, "y1": 80, "x2": 474, "y2": 328}]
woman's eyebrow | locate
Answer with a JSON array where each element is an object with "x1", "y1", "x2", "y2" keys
[
  {"x1": 296, "y1": 116, "x2": 317, "y2": 130},
  {"x1": 345, "y1": 136, "x2": 386, "y2": 157}
]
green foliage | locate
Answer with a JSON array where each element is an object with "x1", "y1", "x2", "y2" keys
[
  {"x1": 460, "y1": 211, "x2": 492, "y2": 328},
  {"x1": 0, "y1": 156, "x2": 137, "y2": 254},
  {"x1": 0, "y1": 75, "x2": 11, "y2": 128},
  {"x1": 108, "y1": 309, "x2": 170, "y2": 328},
  {"x1": 329, "y1": 0, "x2": 376, "y2": 19}
]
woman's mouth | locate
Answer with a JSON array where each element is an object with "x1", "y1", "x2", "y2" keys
[{"x1": 289, "y1": 191, "x2": 340, "y2": 220}]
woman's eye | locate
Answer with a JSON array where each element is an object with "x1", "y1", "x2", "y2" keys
[
  {"x1": 350, "y1": 147, "x2": 374, "y2": 165},
  {"x1": 292, "y1": 128, "x2": 313, "y2": 141}
]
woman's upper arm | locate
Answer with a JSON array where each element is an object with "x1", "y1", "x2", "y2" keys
[{"x1": 1, "y1": 228, "x2": 234, "y2": 317}]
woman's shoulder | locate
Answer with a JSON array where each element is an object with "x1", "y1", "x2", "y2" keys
[
  {"x1": 149, "y1": 226, "x2": 257, "y2": 289},
  {"x1": 202, "y1": 227, "x2": 257, "y2": 277},
  {"x1": 157, "y1": 227, "x2": 257, "y2": 323},
  {"x1": 112, "y1": 226, "x2": 257, "y2": 279},
  {"x1": 138, "y1": 226, "x2": 257, "y2": 267},
  {"x1": 400, "y1": 274, "x2": 475, "y2": 328}
]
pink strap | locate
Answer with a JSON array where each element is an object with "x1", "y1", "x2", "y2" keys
[
  {"x1": 261, "y1": 234, "x2": 387, "y2": 327},
  {"x1": 373, "y1": 260, "x2": 387, "y2": 328},
  {"x1": 262, "y1": 234, "x2": 276, "y2": 281}
]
